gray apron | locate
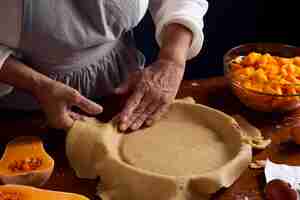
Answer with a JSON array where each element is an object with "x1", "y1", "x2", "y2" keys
[{"x1": 0, "y1": 0, "x2": 145, "y2": 110}]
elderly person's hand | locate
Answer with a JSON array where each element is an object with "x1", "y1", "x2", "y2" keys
[
  {"x1": 37, "y1": 81, "x2": 103, "y2": 130},
  {"x1": 0, "y1": 58, "x2": 103, "y2": 131},
  {"x1": 116, "y1": 58, "x2": 184, "y2": 131},
  {"x1": 116, "y1": 24, "x2": 193, "y2": 131}
]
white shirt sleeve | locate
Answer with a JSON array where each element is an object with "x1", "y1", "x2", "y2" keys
[
  {"x1": 0, "y1": 45, "x2": 14, "y2": 70},
  {"x1": 149, "y1": 0, "x2": 208, "y2": 60}
]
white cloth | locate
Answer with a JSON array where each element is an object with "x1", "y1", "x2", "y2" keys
[
  {"x1": 265, "y1": 159, "x2": 300, "y2": 191},
  {"x1": 149, "y1": 0, "x2": 208, "y2": 59},
  {"x1": 0, "y1": 0, "x2": 208, "y2": 69}
]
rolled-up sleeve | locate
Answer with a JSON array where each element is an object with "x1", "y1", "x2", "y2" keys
[
  {"x1": 0, "y1": 45, "x2": 14, "y2": 70},
  {"x1": 149, "y1": 0, "x2": 208, "y2": 60}
]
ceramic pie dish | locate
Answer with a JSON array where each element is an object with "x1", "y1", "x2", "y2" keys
[{"x1": 66, "y1": 99, "x2": 253, "y2": 200}]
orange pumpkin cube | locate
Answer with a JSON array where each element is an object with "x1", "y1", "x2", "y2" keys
[
  {"x1": 243, "y1": 81, "x2": 252, "y2": 90},
  {"x1": 244, "y1": 67, "x2": 255, "y2": 76},
  {"x1": 231, "y1": 63, "x2": 243, "y2": 71},
  {"x1": 231, "y1": 52, "x2": 300, "y2": 96},
  {"x1": 286, "y1": 87, "x2": 297, "y2": 95},
  {"x1": 286, "y1": 74, "x2": 300, "y2": 83},
  {"x1": 284, "y1": 64, "x2": 297, "y2": 74},
  {"x1": 253, "y1": 68, "x2": 268, "y2": 83},
  {"x1": 280, "y1": 68, "x2": 289, "y2": 77},
  {"x1": 293, "y1": 57, "x2": 300, "y2": 66},
  {"x1": 277, "y1": 57, "x2": 294, "y2": 66},
  {"x1": 251, "y1": 83, "x2": 264, "y2": 92},
  {"x1": 264, "y1": 85, "x2": 278, "y2": 94},
  {"x1": 242, "y1": 52, "x2": 261, "y2": 66}
]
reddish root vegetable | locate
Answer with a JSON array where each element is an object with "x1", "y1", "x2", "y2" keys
[{"x1": 265, "y1": 179, "x2": 298, "y2": 200}]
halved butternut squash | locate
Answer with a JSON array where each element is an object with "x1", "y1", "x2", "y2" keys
[
  {"x1": 0, "y1": 136, "x2": 54, "y2": 186},
  {"x1": 0, "y1": 184, "x2": 89, "y2": 200}
]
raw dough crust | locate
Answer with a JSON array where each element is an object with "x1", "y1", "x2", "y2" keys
[
  {"x1": 233, "y1": 115, "x2": 271, "y2": 149},
  {"x1": 121, "y1": 108, "x2": 237, "y2": 177},
  {"x1": 66, "y1": 99, "x2": 253, "y2": 200}
]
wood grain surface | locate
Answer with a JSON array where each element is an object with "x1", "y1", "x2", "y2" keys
[{"x1": 0, "y1": 76, "x2": 298, "y2": 200}]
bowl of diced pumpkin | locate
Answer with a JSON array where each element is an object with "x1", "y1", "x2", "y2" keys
[{"x1": 224, "y1": 43, "x2": 300, "y2": 112}]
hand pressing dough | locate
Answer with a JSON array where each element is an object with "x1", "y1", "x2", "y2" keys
[{"x1": 66, "y1": 99, "x2": 253, "y2": 200}]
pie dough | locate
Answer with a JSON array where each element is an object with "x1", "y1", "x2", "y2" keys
[
  {"x1": 121, "y1": 110, "x2": 237, "y2": 177},
  {"x1": 233, "y1": 115, "x2": 271, "y2": 149},
  {"x1": 66, "y1": 98, "x2": 253, "y2": 200}
]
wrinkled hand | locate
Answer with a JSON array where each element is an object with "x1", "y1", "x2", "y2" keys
[
  {"x1": 37, "y1": 81, "x2": 103, "y2": 130},
  {"x1": 115, "y1": 59, "x2": 185, "y2": 131}
]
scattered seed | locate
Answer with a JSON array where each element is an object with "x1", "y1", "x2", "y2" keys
[{"x1": 8, "y1": 157, "x2": 43, "y2": 172}]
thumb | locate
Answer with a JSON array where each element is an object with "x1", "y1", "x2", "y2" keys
[
  {"x1": 46, "y1": 110, "x2": 75, "y2": 131},
  {"x1": 74, "y1": 95, "x2": 103, "y2": 115},
  {"x1": 62, "y1": 112, "x2": 76, "y2": 130}
]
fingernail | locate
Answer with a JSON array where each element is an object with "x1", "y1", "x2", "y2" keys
[
  {"x1": 146, "y1": 120, "x2": 153, "y2": 126},
  {"x1": 131, "y1": 123, "x2": 139, "y2": 130},
  {"x1": 120, "y1": 123, "x2": 127, "y2": 132},
  {"x1": 121, "y1": 115, "x2": 128, "y2": 122},
  {"x1": 81, "y1": 116, "x2": 87, "y2": 121},
  {"x1": 97, "y1": 106, "x2": 103, "y2": 113}
]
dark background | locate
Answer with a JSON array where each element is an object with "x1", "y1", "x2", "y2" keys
[{"x1": 134, "y1": 0, "x2": 300, "y2": 79}]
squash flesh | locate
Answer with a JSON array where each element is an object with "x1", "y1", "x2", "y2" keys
[
  {"x1": 0, "y1": 137, "x2": 54, "y2": 186},
  {"x1": 0, "y1": 185, "x2": 89, "y2": 200},
  {"x1": 0, "y1": 138, "x2": 53, "y2": 174}
]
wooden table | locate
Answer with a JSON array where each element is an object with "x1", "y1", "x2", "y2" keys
[{"x1": 0, "y1": 76, "x2": 299, "y2": 200}]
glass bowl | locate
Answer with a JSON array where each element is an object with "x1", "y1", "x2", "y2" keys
[{"x1": 224, "y1": 43, "x2": 300, "y2": 112}]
